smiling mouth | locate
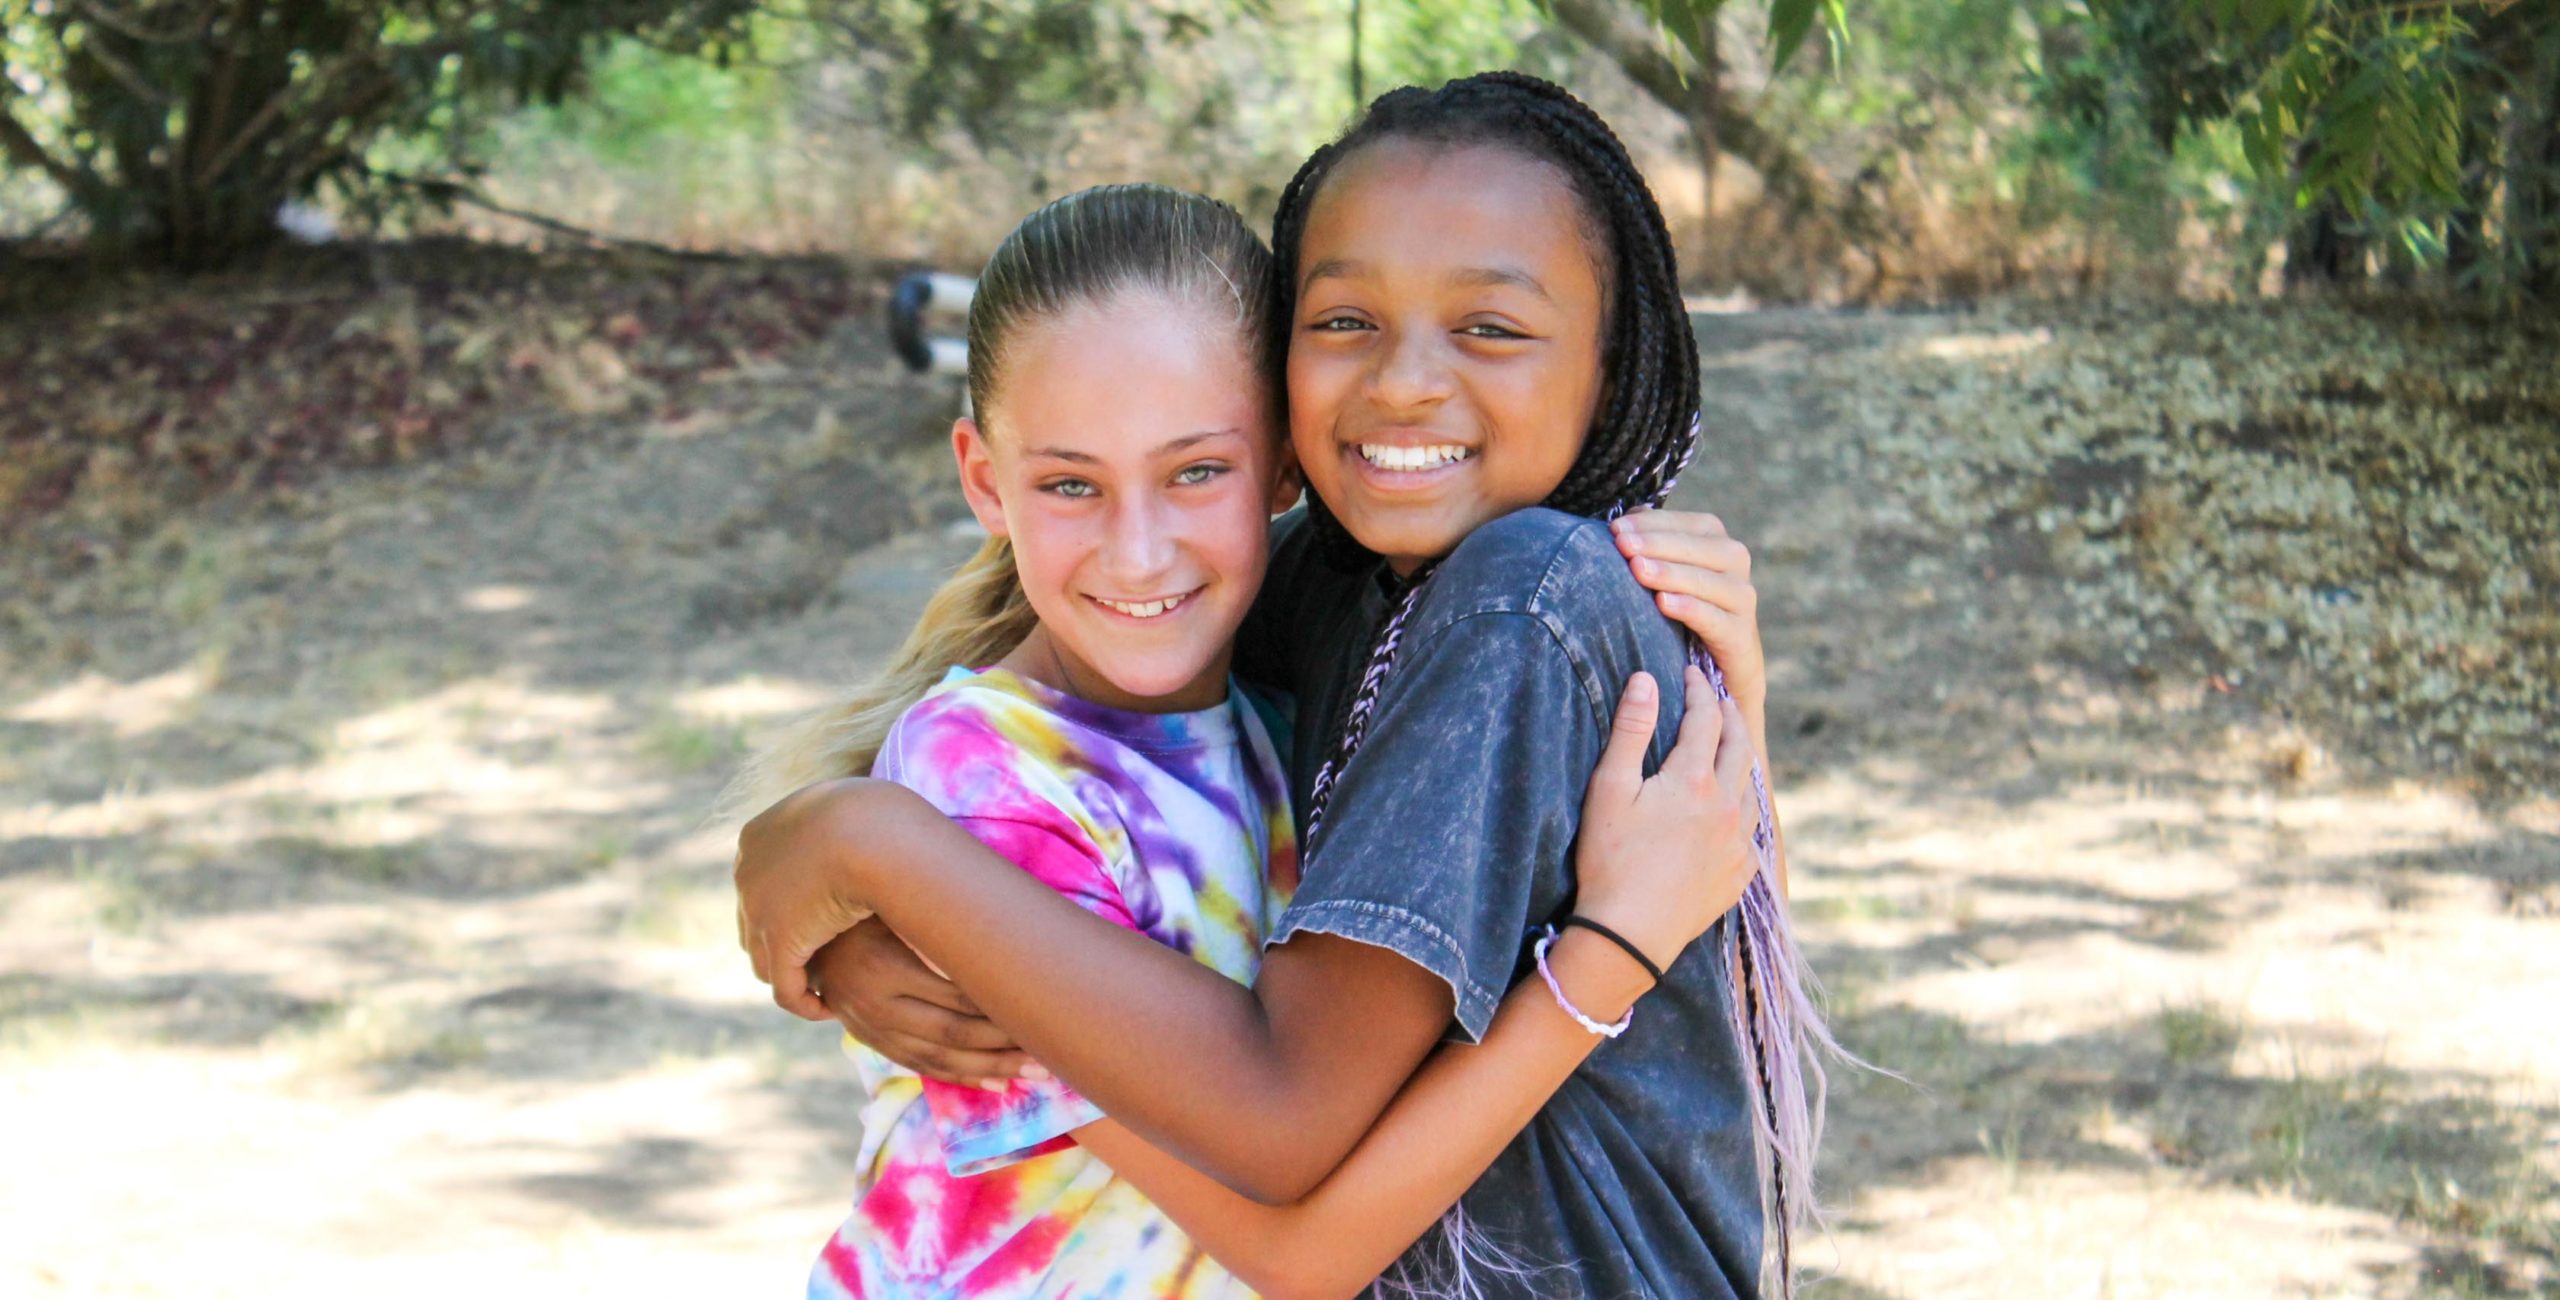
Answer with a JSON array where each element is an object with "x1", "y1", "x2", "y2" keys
[
  {"x1": 1356, "y1": 443, "x2": 1474, "y2": 472},
  {"x1": 1088, "y1": 589, "x2": 1200, "y2": 620}
]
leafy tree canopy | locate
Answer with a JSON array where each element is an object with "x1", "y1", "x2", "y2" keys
[{"x1": 0, "y1": 0, "x2": 758, "y2": 267}]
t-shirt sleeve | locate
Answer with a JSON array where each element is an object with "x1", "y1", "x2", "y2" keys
[
  {"x1": 873, "y1": 694, "x2": 1144, "y2": 1178},
  {"x1": 1266, "y1": 610, "x2": 1607, "y2": 1042},
  {"x1": 915, "y1": 814, "x2": 1138, "y2": 1178}
]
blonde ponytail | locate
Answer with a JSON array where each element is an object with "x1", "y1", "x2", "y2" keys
[{"x1": 720, "y1": 534, "x2": 1038, "y2": 822}]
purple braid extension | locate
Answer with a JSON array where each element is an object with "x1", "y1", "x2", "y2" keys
[
  {"x1": 1368, "y1": 1200, "x2": 1556, "y2": 1300},
  {"x1": 1616, "y1": 414, "x2": 1847, "y2": 1300},
  {"x1": 1305, "y1": 564, "x2": 1439, "y2": 848}
]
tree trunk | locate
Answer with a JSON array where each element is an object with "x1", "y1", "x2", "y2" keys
[
  {"x1": 1687, "y1": 17, "x2": 1722, "y2": 224},
  {"x1": 1548, "y1": 0, "x2": 1842, "y2": 228},
  {"x1": 2286, "y1": 194, "x2": 2366, "y2": 290},
  {"x1": 2513, "y1": 46, "x2": 2560, "y2": 302}
]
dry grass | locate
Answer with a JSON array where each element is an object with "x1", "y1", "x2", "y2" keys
[{"x1": 1819, "y1": 298, "x2": 2560, "y2": 800}]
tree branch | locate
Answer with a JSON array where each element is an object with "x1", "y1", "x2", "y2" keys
[
  {"x1": 195, "y1": 41, "x2": 392, "y2": 186},
  {"x1": 367, "y1": 167, "x2": 746, "y2": 262},
  {"x1": 1549, "y1": 0, "x2": 1835, "y2": 218},
  {"x1": 72, "y1": 0, "x2": 219, "y2": 45},
  {"x1": 67, "y1": 29, "x2": 175, "y2": 108},
  {"x1": 0, "y1": 89, "x2": 108, "y2": 208}
]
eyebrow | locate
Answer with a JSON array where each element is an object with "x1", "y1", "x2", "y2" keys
[
  {"x1": 1022, "y1": 429, "x2": 1239, "y2": 463},
  {"x1": 1300, "y1": 257, "x2": 1553, "y2": 302}
]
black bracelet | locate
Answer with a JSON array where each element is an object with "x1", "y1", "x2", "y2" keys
[{"x1": 1559, "y1": 915, "x2": 1666, "y2": 984}]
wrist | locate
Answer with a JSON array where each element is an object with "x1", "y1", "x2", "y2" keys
[
  {"x1": 1568, "y1": 902, "x2": 1686, "y2": 983},
  {"x1": 1545, "y1": 928, "x2": 1657, "y2": 1022},
  {"x1": 811, "y1": 778, "x2": 891, "y2": 901}
]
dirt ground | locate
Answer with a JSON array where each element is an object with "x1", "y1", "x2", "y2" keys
[{"x1": 2, "y1": 297, "x2": 2551, "y2": 1298}]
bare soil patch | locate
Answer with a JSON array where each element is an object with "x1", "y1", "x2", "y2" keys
[{"x1": 2, "y1": 251, "x2": 2551, "y2": 1297}]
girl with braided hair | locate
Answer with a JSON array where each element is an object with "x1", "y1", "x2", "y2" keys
[{"x1": 742, "y1": 73, "x2": 1824, "y2": 1298}]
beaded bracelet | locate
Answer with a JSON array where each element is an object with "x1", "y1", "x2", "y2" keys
[{"x1": 1533, "y1": 926, "x2": 1632, "y2": 1039}]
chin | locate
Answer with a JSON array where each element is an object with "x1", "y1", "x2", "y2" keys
[{"x1": 1341, "y1": 512, "x2": 1474, "y2": 567}]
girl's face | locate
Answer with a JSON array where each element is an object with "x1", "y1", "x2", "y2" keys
[
  {"x1": 1287, "y1": 139, "x2": 1609, "y2": 573},
  {"x1": 958, "y1": 289, "x2": 1294, "y2": 714}
]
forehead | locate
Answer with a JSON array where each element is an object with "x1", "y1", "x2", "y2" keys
[
  {"x1": 1297, "y1": 139, "x2": 1599, "y2": 286},
  {"x1": 988, "y1": 289, "x2": 1265, "y2": 449}
]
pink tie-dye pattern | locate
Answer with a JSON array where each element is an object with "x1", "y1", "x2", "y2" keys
[{"x1": 809, "y1": 667, "x2": 1292, "y2": 1300}]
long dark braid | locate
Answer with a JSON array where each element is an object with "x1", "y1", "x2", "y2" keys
[
  {"x1": 1273, "y1": 74, "x2": 1835, "y2": 1300},
  {"x1": 1280, "y1": 71, "x2": 1702, "y2": 845}
]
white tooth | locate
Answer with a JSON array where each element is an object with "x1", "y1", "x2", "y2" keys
[{"x1": 1140, "y1": 601, "x2": 1165, "y2": 617}]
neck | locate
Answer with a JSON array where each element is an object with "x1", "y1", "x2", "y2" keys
[{"x1": 1000, "y1": 626, "x2": 1231, "y2": 714}]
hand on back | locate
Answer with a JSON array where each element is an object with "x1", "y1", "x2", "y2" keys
[
  {"x1": 739, "y1": 780, "x2": 1032, "y2": 1086},
  {"x1": 811, "y1": 918, "x2": 1039, "y2": 1087},
  {"x1": 1611, "y1": 509, "x2": 1766, "y2": 744},
  {"x1": 1571, "y1": 667, "x2": 1760, "y2": 977}
]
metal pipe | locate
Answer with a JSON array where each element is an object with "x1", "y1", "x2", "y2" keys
[{"x1": 887, "y1": 269, "x2": 976, "y2": 377}]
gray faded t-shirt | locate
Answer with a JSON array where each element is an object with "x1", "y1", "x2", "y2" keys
[{"x1": 1236, "y1": 506, "x2": 1764, "y2": 1300}]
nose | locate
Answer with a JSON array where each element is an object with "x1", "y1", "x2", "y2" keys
[
  {"x1": 1098, "y1": 488, "x2": 1179, "y2": 589},
  {"x1": 1364, "y1": 325, "x2": 1455, "y2": 413}
]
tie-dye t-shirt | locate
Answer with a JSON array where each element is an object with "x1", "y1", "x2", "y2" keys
[{"x1": 809, "y1": 665, "x2": 1297, "y2": 1300}]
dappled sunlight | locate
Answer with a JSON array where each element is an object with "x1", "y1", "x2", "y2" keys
[
  {"x1": 0, "y1": 1045, "x2": 854, "y2": 1300},
  {"x1": 6, "y1": 665, "x2": 211, "y2": 739},
  {"x1": 0, "y1": 676, "x2": 669, "y2": 850},
  {"x1": 1903, "y1": 326, "x2": 2055, "y2": 364},
  {"x1": 1791, "y1": 751, "x2": 2560, "y2": 1081},
  {"x1": 1824, "y1": 1164, "x2": 2415, "y2": 1298},
  {"x1": 670, "y1": 675, "x2": 830, "y2": 726},
  {"x1": 459, "y1": 584, "x2": 537, "y2": 613}
]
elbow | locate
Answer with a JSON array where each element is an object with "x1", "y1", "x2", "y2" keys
[
  {"x1": 1220, "y1": 1159, "x2": 1326, "y2": 1208},
  {"x1": 1235, "y1": 1260, "x2": 1370, "y2": 1300},
  {"x1": 1188, "y1": 1119, "x2": 1344, "y2": 1206}
]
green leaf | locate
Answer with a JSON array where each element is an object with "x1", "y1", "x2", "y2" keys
[{"x1": 1769, "y1": 0, "x2": 1818, "y2": 71}]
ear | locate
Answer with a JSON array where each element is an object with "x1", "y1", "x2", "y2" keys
[
  {"x1": 952, "y1": 417, "x2": 1010, "y2": 538},
  {"x1": 1266, "y1": 439, "x2": 1305, "y2": 516}
]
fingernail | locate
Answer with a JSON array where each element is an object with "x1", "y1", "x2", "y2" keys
[
  {"x1": 1019, "y1": 1062, "x2": 1052, "y2": 1082},
  {"x1": 980, "y1": 1080, "x2": 1009, "y2": 1093},
  {"x1": 1628, "y1": 673, "x2": 1656, "y2": 701}
]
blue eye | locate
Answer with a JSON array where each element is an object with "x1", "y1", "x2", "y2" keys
[
  {"x1": 1310, "y1": 316, "x2": 1372, "y2": 332},
  {"x1": 1044, "y1": 479, "x2": 1099, "y2": 499}
]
